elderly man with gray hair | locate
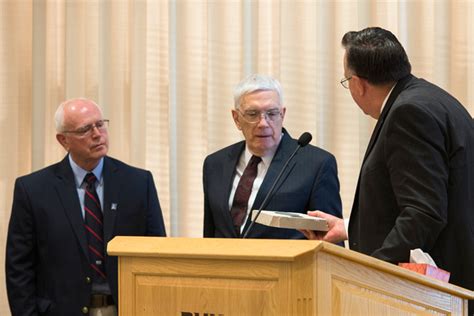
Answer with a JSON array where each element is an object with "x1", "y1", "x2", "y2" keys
[
  {"x1": 6, "y1": 98, "x2": 166, "y2": 316},
  {"x1": 203, "y1": 74, "x2": 343, "y2": 239}
]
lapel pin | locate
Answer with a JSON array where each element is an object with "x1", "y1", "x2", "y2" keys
[{"x1": 111, "y1": 203, "x2": 118, "y2": 210}]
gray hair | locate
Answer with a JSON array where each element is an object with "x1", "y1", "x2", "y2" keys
[
  {"x1": 233, "y1": 74, "x2": 283, "y2": 109},
  {"x1": 54, "y1": 98, "x2": 102, "y2": 132}
]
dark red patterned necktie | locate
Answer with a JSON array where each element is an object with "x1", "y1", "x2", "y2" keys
[
  {"x1": 83, "y1": 173, "x2": 106, "y2": 281},
  {"x1": 230, "y1": 155, "x2": 262, "y2": 236}
]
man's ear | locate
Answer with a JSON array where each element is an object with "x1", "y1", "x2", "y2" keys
[
  {"x1": 231, "y1": 109, "x2": 242, "y2": 130},
  {"x1": 56, "y1": 134, "x2": 69, "y2": 151},
  {"x1": 352, "y1": 75, "x2": 367, "y2": 96},
  {"x1": 280, "y1": 106, "x2": 286, "y2": 120}
]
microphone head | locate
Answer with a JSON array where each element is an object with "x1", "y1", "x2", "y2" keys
[{"x1": 297, "y1": 132, "x2": 312, "y2": 147}]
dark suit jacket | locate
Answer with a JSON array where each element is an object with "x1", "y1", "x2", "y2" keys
[
  {"x1": 348, "y1": 75, "x2": 474, "y2": 312},
  {"x1": 6, "y1": 156, "x2": 166, "y2": 316},
  {"x1": 203, "y1": 130, "x2": 342, "y2": 238}
]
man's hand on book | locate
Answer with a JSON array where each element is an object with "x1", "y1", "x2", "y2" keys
[{"x1": 300, "y1": 210, "x2": 347, "y2": 244}]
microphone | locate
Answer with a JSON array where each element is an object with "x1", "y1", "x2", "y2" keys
[
  {"x1": 297, "y1": 132, "x2": 312, "y2": 147},
  {"x1": 242, "y1": 132, "x2": 312, "y2": 238}
]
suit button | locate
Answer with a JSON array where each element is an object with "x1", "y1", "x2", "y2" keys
[
  {"x1": 85, "y1": 277, "x2": 91, "y2": 284},
  {"x1": 82, "y1": 306, "x2": 89, "y2": 314}
]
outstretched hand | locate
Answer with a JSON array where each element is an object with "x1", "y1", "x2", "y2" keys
[{"x1": 300, "y1": 210, "x2": 348, "y2": 244}]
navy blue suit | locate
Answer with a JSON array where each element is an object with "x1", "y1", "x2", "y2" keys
[
  {"x1": 6, "y1": 156, "x2": 166, "y2": 315},
  {"x1": 203, "y1": 130, "x2": 342, "y2": 239}
]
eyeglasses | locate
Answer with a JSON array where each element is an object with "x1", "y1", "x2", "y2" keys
[
  {"x1": 237, "y1": 108, "x2": 282, "y2": 124},
  {"x1": 62, "y1": 119, "x2": 109, "y2": 137},
  {"x1": 340, "y1": 76, "x2": 352, "y2": 89}
]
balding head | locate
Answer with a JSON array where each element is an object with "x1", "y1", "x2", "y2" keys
[
  {"x1": 55, "y1": 98, "x2": 103, "y2": 133},
  {"x1": 55, "y1": 98, "x2": 109, "y2": 171}
]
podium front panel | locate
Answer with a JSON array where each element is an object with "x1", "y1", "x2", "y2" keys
[{"x1": 119, "y1": 255, "x2": 315, "y2": 316}]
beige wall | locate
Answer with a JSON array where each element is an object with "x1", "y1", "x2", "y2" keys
[{"x1": 1, "y1": 0, "x2": 474, "y2": 314}]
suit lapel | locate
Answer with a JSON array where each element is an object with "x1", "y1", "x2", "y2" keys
[
  {"x1": 250, "y1": 131, "x2": 297, "y2": 216},
  {"x1": 223, "y1": 142, "x2": 245, "y2": 237},
  {"x1": 102, "y1": 157, "x2": 120, "y2": 244},
  {"x1": 362, "y1": 75, "x2": 414, "y2": 162},
  {"x1": 54, "y1": 156, "x2": 89, "y2": 259}
]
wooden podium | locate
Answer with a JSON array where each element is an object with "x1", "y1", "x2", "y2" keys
[{"x1": 108, "y1": 237, "x2": 473, "y2": 315}]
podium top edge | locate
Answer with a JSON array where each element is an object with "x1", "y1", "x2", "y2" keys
[{"x1": 107, "y1": 236, "x2": 322, "y2": 261}]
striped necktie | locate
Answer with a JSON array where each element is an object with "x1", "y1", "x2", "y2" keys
[{"x1": 83, "y1": 173, "x2": 106, "y2": 281}]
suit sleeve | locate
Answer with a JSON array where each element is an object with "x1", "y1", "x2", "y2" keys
[
  {"x1": 309, "y1": 154, "x2": 343, "y2": 246},
  {"x1": 202, "y1": 157, "x2": 215, "y2": 237},
  {"x1": 310, "y1": 154, "x2": 343, "y2": 219},
  {"x1": 6, "y1": 179, "x2": 39, "y2": 316},
  {"x1": 372, "y1": 103, "x2": 448, "y2": 262},
  {"x1": 145, "y1": 171, "x2": 166, "y2": 236}
]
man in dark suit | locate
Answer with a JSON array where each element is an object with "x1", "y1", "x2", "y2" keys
[
  {"x1": 203, "y1": 74, "x2": 342, "y2": 239},
  {"x1": 303, "y1": 27, "x2": 474, "y2": 313},
  {"x1": 6, "y1": 98, "x2": 166, "y2": 316}
]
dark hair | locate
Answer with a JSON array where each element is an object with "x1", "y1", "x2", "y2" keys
[{"x1": 341, "y1": 27, "x2": 411, "y2": 85}]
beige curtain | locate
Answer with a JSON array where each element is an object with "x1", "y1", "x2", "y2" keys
[{"x1": 1, "y1": 0, "x2": 474, "y2": 313}]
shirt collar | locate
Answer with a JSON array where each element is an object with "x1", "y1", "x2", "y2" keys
[
  {"x1": 379, "y1": 84, "x2": 396, "y2": 115},
  {"x1": 68, "y1": 155, "x2": 104, "y2": 187}
]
